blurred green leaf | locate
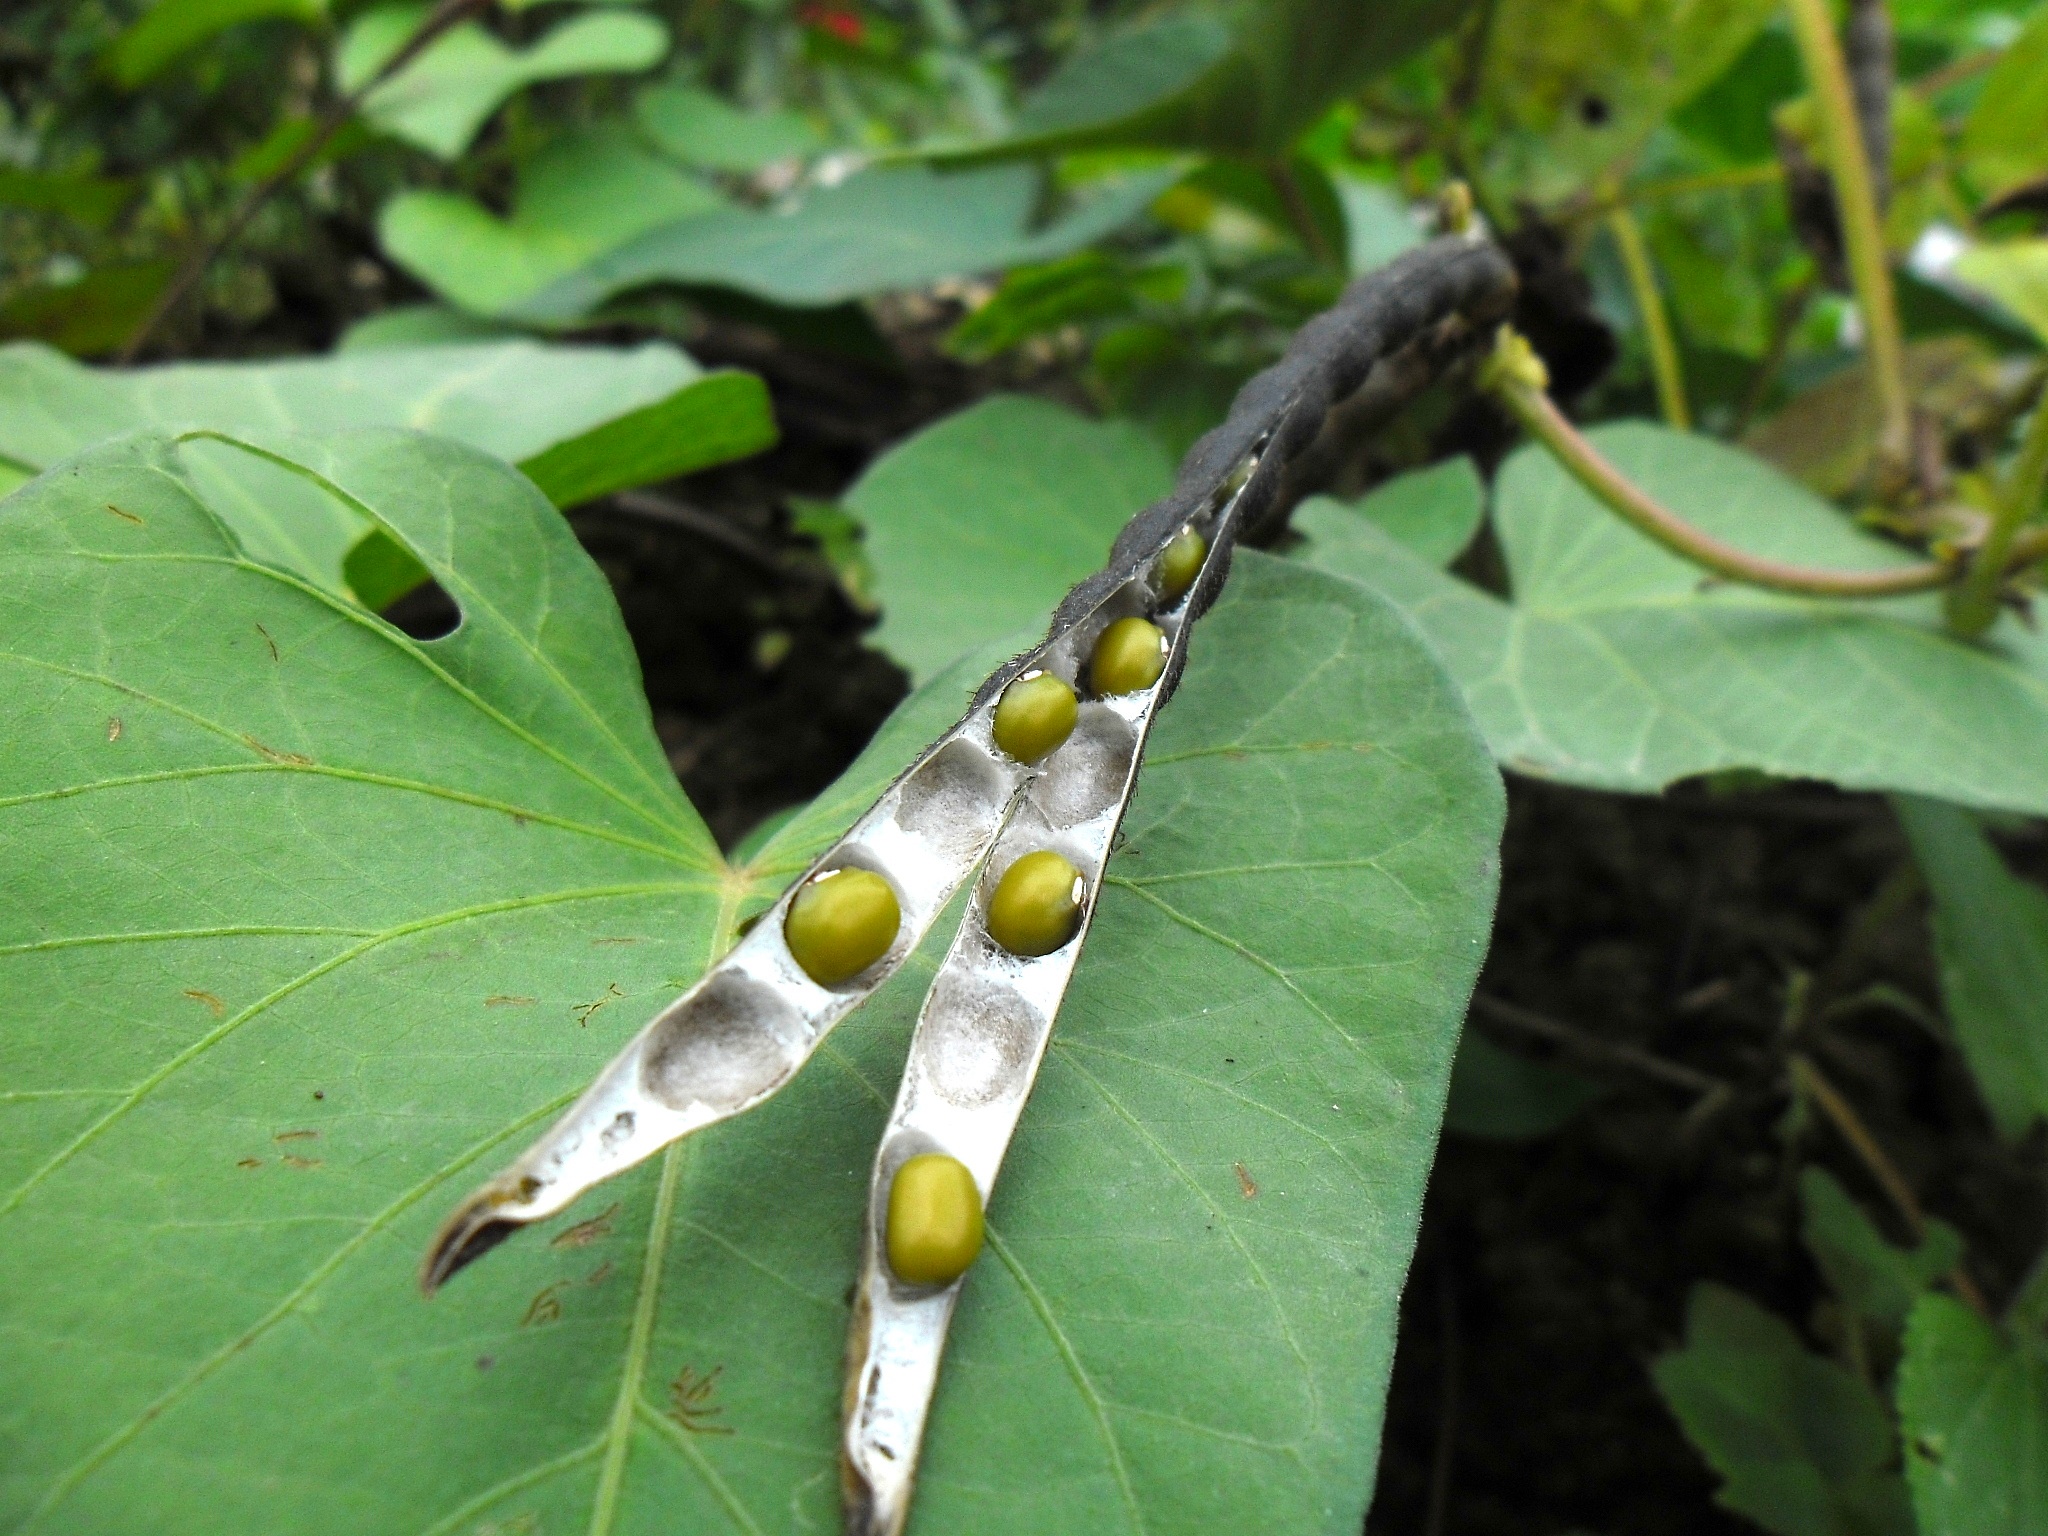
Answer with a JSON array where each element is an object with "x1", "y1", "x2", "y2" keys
[
  {"x1": 379, "y1": 126, "x2": 722, "y2": 314},
  {"x1": 1296, "y1": 458, "x2": 1485, "y2": 569},
  {"x1": 1295, "y1": 423, "x2": 2048, "y2": 817},
  {"x1": 1652, "y1": 1284, "x2": 1914, "y2": 1536},
  {"x1": 335, "y1": 303, "x2": 524, "y2": 349},
  {"x1": 945, "y1": 250, "x2": 1178, "y2": 360},
  {"x1": 1799, "y1": 1166, "x2": 1963, "y2": 1332},
  {"x1": 940, "y1": 0, "x2": 1476, "y2": 159},
  {"x1": 518, "y1": 369, "x2": 774, "y2": 508},
  {"x1": 1672, "y1": 24, "x2": 1803, "y2": 164},
  {"x1": 843, "y1": 394, "x2": 1171, "y2": 680},
  {"x1": 0, "y1": 339, "x2": 773, "y2": 596},
  {"x1": 338, "y1": 4, "x2": 668, "y2": 159},
  {"x1": 510, "y1": 162, "x2": 1178, "y2": 320},
  {"x1": 0, "y1": 168, "x2": 134, "y2": 231},
  {"x1": 1480, "y1": 0, "x2": 1779, "y2": 202},
  {"x1": 1442, "y1": 1031, "x2": 1606, "y2": 1138},
  {"x1": 1953, "y1": 240, "x2": 2048, "y2": 347},
  {"x1": 108, "y1": 0, "x2": 325, "y2": 87},
  {"x1": 633, "y1": 82, "x2": 821, "y2": 171},
  {"x1": 0, "y1": 261, "x2": 174, "y2": 359},
  {"x1": 1894, "y1": 795, "x2": 2048, "y2": 1141},
  {"x1": 1333, "y1": 176, "x2": 1423, "y2": 276},
  {"x1": 1899, "y1": 1295, "x2": 2048, "y2": 1536},
  {"x1": 1961, "y1": 6, "x2": 2048, "y2": 203},
  {"x1": 787, "y1": 495, "x2": 877, "y2": 613}
]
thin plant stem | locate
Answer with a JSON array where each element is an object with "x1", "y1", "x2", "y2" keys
[
  {"x1": 1786, "y1": 0, "x2": 1912, "y2": 477},
  {"x1": 1566, "y1": 163, "x2": 1784, "y2": 224},
  {"x1": 1480, "y1": 329, "x2": 2048, "y2": 598},
  {"x1": 1606, "y1": 202, "x2": 1691, "y2": 430},
  {"x1": 117, "y1": 0, "x2": 489, "y2": 363},
  {"x1": 1947, "y1": 385, "x2": 2048, "y2": 636},
  {"x1": 1790, "y1": 1054, "x2": 1991, "y2": 1315}
]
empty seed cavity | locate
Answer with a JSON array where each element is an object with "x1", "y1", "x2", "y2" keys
[
  {"x1": 894, "y1": 738, "x2": 1008, "y2": 860},
  {"x1": 919, "y1": 972, "x2": 1040, "y2": 1107},
  {"x1": 784, "y1": 866, "x2": 901, "y2": 986},
  {"x1": 991, "y1": 670, "x2": 1078, "y2": 764},
  {"x1": 885, "y1": 1153, "x2": 984, "y2": 1287},
  {"x1": 985, "y1": 850, "x2": 1085, "y2": 957},
  {"x1": 1035, "y1": 706, "x2": 1136, "y2": 828},
  {"x1": 1090, "y1": 616, "x2": 1167, "y2": 696},
  {"x1": 642, "y1": 973, "x2": 807, "y2": 1113}
]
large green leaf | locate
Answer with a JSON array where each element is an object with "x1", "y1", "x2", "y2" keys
[
  {"x1": 0, "y1": 429, "x2": 1502, "y2": 1533},
  {"x1": 337, "y1": 4, "x2": 669, "y2": 159},
  {"x1": 1478, "y1": 0, "x2": 1779, "y2": 203},
  {"x1": 1898, "y1": 1295, "x2": 2048, "y2": 1536},
  {"x1": 1894, "y1": 796, "x2": 2048, "y2": 1141},
  {"x1": 1652, "y1": 1284, "x2": 1914, "y2": 1536},
  {"x1": 509, "y1": 163, "x2": 1177, "y2": 321},
  {"x1": 842, "y1": 395, "x2": 1172, "y2": 681},
  {"x1": 1293, "y1": 427, "x2": 2048, "y2": 816},
  {"x1": 0, "y1": 337, "x2": 774, "y2": 556},
  {"x1": 380, "y1": 126, "x2": 723, "y2": 317},
  {"x1": 938, "y1": 0, "x2": 1476, "y2": 159}
]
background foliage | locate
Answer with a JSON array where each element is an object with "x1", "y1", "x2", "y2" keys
[{"x1": 3, "y1": 0, "x2": 2048, "y2": 1532}]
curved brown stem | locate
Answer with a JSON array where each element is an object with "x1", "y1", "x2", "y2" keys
[{"x1": 1483, "y1": 328, "x2": 2048, "y2": 602}]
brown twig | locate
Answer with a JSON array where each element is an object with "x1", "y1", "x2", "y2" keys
[
  {"x1": 1471, "y1": 994, "x2": 1728, "y2": 1099},
  {"x1": 1789, "y1": 1053, "x2": 1990, "y2": 1315},
  {"x1": 117, "y1": 0, "x2": 491, "y2": 363}
]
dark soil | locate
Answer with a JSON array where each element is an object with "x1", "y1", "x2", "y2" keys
[
  {"x1": 1367, "y1": 782, "x2": 2046, "y2": 1536},
  {"x1": 387, "y1": 299, "x2": 2045, "y2": 1534}
]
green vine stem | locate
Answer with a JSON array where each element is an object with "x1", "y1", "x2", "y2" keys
[
  {"x1": 1605, "y1": 202, "x2": 1691, "y2": 431},
  {"x1": 1947, "y1": 386, "x2": 2048, "y2": 635},
  {"x1": 1480, "y1": 328, "x2": 2048, "y2": 601},
  {"x1": 1786, "y1": 0, "x2": 1913, "y2": 479},
  {"x1": 1565, "y1": 164, "x2": 1784, "y2": 225}
]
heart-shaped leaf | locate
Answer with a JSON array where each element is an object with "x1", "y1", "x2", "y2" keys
[
  {"x1": 1294, "y1": 424, "x2": 2048, "y2": 816},
  {"x1": 634, "y1": 84, "x2": 822, "y2": 173},
  {"x1": 380, "y1": 126, "x2": 724, "y2": 317},
  {"x1": 843, "y1": 394, "x2": 1172, "y2": 681},
  {"x1": 0, "y1": 338, "x2": 775, "y2": 588},
  {"x1": 338, "y1": 4, "x2": 669, "y2": 159},
  {"x1": 510, "y1": 163, "x2": 1177, "y2": 321},
  {"x1": 1, "y1": 428, "x2": 1501, "y2": 1535}
]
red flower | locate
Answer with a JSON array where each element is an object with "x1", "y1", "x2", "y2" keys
[{"x1": 799, "y1": 4, "x2": 864, "y2": 44}]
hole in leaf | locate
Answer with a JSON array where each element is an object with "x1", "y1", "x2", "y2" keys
[{"x1": 378, "y1": 575, "x2": 463, "y2": 640}]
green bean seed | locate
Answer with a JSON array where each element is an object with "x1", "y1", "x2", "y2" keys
[
  {"x1": 985, "y1": 849, "x2": 1084, "y2": 957},
  {"x1": 1090, "y1": 616, "x2": 1167, "y2": 696},
  {"x1": 784, "y1": 867, "x2": 900, "y2": 986},
  {"x1": 992, "y1": 670, "x2": 1078, "y2": 764},
  {"x1": 1158, "y1": 527, "x2": 1205, "y2": 602},
  {"x1": 886, "y1": 1153, "x2": 984, "y2": 1286}
]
